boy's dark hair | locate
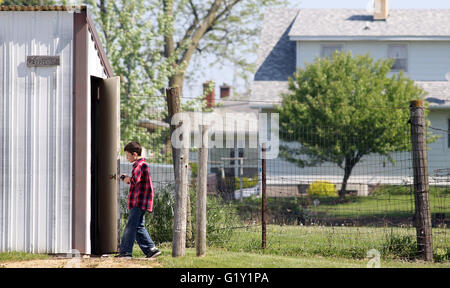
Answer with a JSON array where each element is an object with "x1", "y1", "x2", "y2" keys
[{"x1": 124, "y1": 141, "x2": 142, "y2": 156}]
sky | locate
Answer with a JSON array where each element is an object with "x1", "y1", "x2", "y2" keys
[{"x1": 184, "y1": 0, "x2": 450, "y2": 101}]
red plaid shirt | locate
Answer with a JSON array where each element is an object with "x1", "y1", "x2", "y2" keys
[{"x1": 128, "y1": 158, "x2": 154, "y2": 213}]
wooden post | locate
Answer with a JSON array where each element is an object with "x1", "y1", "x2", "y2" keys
[
  {"x1": 196, "y1": 125, "x2": 209, "y2": 257},
  {"x1": 167, "y1": 87, "x2": 187, "y2": 257},
  {"x1": 410, "y1": 100, "x2": 433, "y2": 261},
  {"x1": 262, "y1": 143, "x2": 267, "y2": 249}
]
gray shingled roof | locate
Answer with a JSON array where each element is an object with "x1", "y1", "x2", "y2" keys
[
  {"x1": 417, "y1": 81, "x2": 450, "y2": 107},
  {"x1": 254, "y1": 9, "x2": 299, "y2": 81},
  {"x1": 250, "y1": 81, "x2": 288, "y2": 107},
  {"x1": 289, "y1": 9, "x2": 450, "y2": 38},
  {"x1": 251, "y1": 81, "x2": 450, "y2": 108},
  {"x1": 251, "y1": 9, "x2": 299, "y2": 105},
  {"x1": 251, "y1": 9, "x2": 450, "y2": 108}
]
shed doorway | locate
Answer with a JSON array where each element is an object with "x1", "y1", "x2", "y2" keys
[{"x1": 90, "y1": 76, "x2": 121, "y2": 255}]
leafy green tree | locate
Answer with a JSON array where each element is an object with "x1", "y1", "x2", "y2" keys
[
  {"x1": 82, "y1": 0, "x2": 284, "y2": 161},
  {"x1": 277, "y1": 52, "x2": 430, "y2": 201},
  {"x1": 82, "y1": 0, "x2": 185, "y2": 162},
  {"x1": 162, "y1": 0, "x2": 286, "y2": 95}
]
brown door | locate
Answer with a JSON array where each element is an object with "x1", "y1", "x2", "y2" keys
[{"x1": 93, "y1": 76, "x2": 120, "y2": 254}]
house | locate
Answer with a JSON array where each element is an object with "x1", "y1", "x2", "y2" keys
[
  {"x1": 0, "y1": 6, "x2": 120, "y2": 255},
  {"x1": 251, "y1": 0, "x2": 450, "y2": 196},
  {"x1": 180, "y1": 83, "x2": 260, "y2": 199}
]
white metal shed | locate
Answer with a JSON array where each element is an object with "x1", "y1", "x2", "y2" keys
[{"x1": 0, "y1": 6, "x2": 120, "y2": 255}]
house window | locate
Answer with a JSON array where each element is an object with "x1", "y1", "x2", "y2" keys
[
  {"x1": 321, "y1": 45, "x2": 343, "y2": 58},
  {"x1": 388, "y1": 45, "x2": 408, "y2": 72}
]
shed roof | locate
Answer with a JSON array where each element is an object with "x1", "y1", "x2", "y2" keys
[{"x1": 0, "y1": 5, "x2": 86, "y2": 11}]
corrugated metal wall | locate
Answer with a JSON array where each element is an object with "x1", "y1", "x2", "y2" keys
[{"x1": 0, "y1": 11, "x2": 73, "y2": 253}]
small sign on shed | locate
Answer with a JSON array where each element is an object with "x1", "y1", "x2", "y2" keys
[{"x1": 26, "y1": 55, "x2": 60, "y2": 67}]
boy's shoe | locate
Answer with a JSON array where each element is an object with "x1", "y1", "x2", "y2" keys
[
  {"x1": 146, "y1": 248, "x2": 161, "y2": 259},
  {"x1": 115, "y1": 253, "x2": 132, "y2": 259}
]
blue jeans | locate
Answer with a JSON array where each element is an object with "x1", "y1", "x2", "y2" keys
[{"x1": 120, "y1": 207, "x2": 155, "y2": 256}]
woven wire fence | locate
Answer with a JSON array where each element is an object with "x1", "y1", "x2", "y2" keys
[{"x1": 119, "y1": 104, "x2": 449, "y2": 261}]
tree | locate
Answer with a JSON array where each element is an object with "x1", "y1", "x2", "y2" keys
[
  {"x1": 277, "y1": 52, "x2": 430, "y2": 201},
  {"x1": 162, "y1": 0, "x2": 285, "y2": 95},
  {"x1": 83, "y1": 0, "x2": 185, "y2": 162},
  {"x1": 83, "y1": 0, "x2": 285, "y2": 159}
]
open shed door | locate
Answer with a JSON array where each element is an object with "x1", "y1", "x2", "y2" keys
[{"x1": 91, "y1": 76, "x2": 120, "y2": 255}]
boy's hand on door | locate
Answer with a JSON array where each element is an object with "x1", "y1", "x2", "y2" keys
[{"x1": 120, "y1": 174, "x2": 131, "y2": 184}]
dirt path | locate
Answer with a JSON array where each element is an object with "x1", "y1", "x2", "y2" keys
[{"x1": 0, "y1": 257, "x2": 162, "y2": 268}]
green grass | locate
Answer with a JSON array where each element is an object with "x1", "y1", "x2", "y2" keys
[
  {"x1": 309, "y1": 187, "x2": 450, "y2": 219},
  {"x1": 128, "y1": 223, "x2": 449, "y2": 267},
  {"x1": 237, "y1": 185, "x2": 450, "y2": 220},
  {"x1": 130, "y1": 245, "x2": 450, "y2": 268},
  {"x1": 220, "y1": 225, "x2": 450, "y2": 261},
  {"x1": 0, "y1": 252, "x2": 50, "y2": 263}
]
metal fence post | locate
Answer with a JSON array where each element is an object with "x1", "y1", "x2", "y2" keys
[
  {"x1": 262, "y1": 143, "x2": 267, "y2": 249},
  {"x1": 196, "y1": 125, "x2": 208, "y2": 257}
]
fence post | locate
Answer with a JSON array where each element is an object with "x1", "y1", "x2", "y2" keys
[
  {"x1": 196, "y1": 125, "x2": 208, "y2": 257},
  {"x1": 262, "y1": 143, "x2": 267, "y2": 249},
  {"x1": 409, "y1": 100, "x2": 433, "y2": 261},
  {"x1": 167, "y1": 87, "x2": 187, "y2": 257}
]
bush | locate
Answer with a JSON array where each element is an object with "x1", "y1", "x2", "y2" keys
[
  {"x1": 234, "y1": 176, "x2": 258, "y2": 190},
  {"x1": 434, "y1": 248, "x2": 450, "y2": 263},
  {"x1": 145, "y1": 184, "x2": 175, "y2": 244},
  {"x1": 122, "y1": 183, "x2": 241, "y2": 246},
  {"x1": 381, "y1": 234, "x2": 417, "y2": 260},
  {"x1": 307, "y1": 181, "x2": 338, "y2": 197},
  {"x1": 189, "y1": 187, "x2": 240, "y2": 247}
]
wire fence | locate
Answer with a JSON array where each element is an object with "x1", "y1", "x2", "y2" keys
[{"x1": 120, "y1": 104, "x2": 449, "y2": 262}]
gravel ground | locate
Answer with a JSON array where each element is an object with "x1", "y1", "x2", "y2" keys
[{"x1": 0, "y1": 256, "x2": 161, "y2": 268}]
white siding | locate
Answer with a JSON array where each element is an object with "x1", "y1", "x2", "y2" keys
[
  {"x1": 296, "y1": 41, "x2": 450, "y2": 81},
  {"x1": 409, "y1": 42, "x2": 450, "y2": 81},
  {"x1": 0, "y1": 11, "x2": 73, "y2": 253},
  {"x1": 427, "y1": 111, "x2": 450, "y2": 174}
]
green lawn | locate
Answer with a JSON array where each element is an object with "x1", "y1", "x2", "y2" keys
[
  {"x1": 1, "y1": 248, "x2": 448, "y2": 268},
  {"x1": 238, "y1": 185, "x2": 449, "y2": 221},
  {"x1": 0, "y1": 252, "x2": 50, "y2": 263},
  {"x1": 130, "y1": 246, "x2": 450, "y2": 268},
  {"x1": 309, "y1": 191, "x2": 449, "y2": 219},
  {"x1": 219, "y1": 225, "x2": 450, "y2": 261}
]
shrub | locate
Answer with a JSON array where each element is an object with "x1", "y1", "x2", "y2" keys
[
  {"x1": 234, "y1": 176, "x2": 258, "y2": 190},
  {"x1": 381, "y1": 234, "x2": 417, "y2": 260},
  {"x1": 307, "y1": 181, "x2": 338, "y2": 197},
  {"x1": 128, "y1": 183, "x2": 240, "y2": 246},
  {"x1": 434, "y1": 247, "x2": 450, "y2": 263},
  {"x1": 145, "y1": 184, "x2": 175, "y2": 244},
  {"x1": 189, "y1": 187, "x2": 240, "y2": 247}
]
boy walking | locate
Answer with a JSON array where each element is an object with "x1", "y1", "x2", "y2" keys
[{"x1": 117, "y1": 141, "x2": 161, "y2": 258}]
